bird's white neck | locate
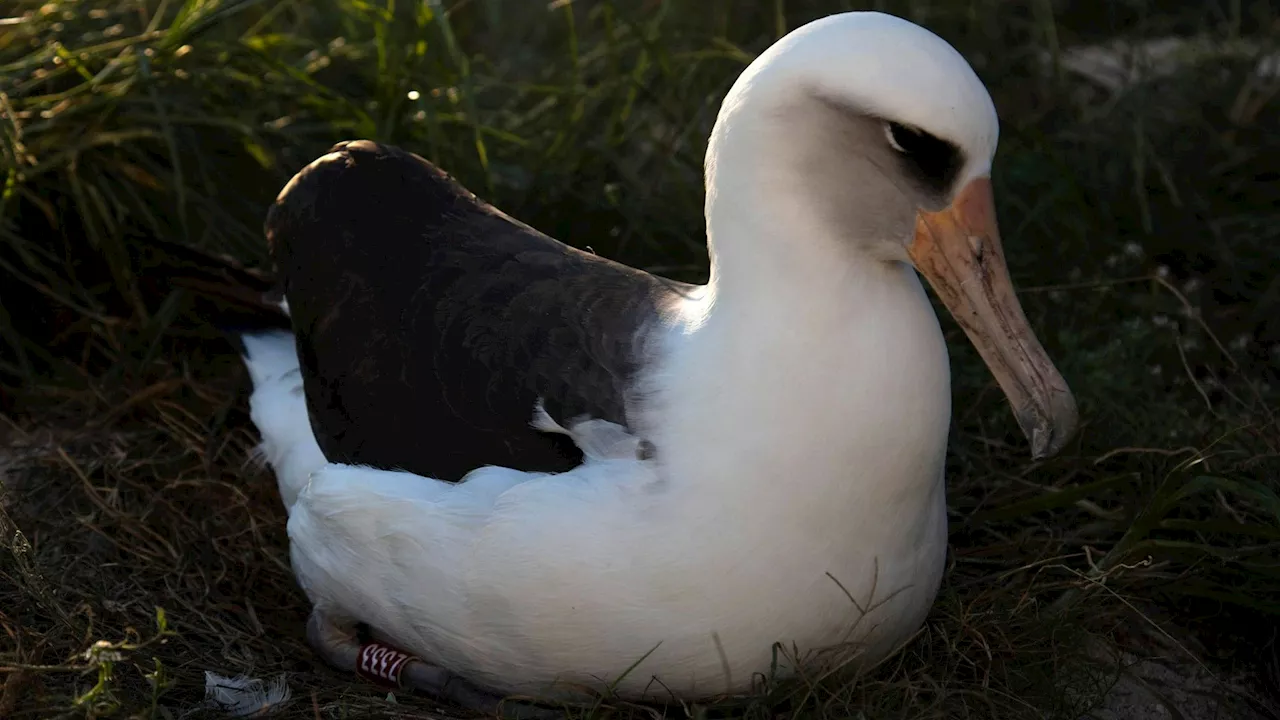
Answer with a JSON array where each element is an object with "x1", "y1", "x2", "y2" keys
[{"x1": 643, "y1": 117, "x2": 954, "y2": 519}]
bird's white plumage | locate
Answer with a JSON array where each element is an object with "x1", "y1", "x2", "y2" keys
[
  {"x1": 710, "y1": 10, "x2": 999, "y2": 184},
  {"x1": 243, "y1": 11, "x2": 1001, "y2": 702},
  {"x1": 241, "y1": 331, "x2": 324, "y2": 514}
]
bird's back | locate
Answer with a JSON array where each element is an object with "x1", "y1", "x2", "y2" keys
[{"x1": 265, "y1": 140, "x2": 689, "y2": 481}]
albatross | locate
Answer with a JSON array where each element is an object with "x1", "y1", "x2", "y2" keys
[{"x1": 233, "y1": 10, "x2": 1078, "y2": 711}]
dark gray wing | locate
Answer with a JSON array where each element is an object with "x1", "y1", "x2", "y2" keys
[{"x1": 264, "y1": 140, "x2": 693, "y2": 481}]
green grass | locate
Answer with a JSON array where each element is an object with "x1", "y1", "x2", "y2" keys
[{"x1": 1, "y1": 0, "x2": 1279, "y2": 718}]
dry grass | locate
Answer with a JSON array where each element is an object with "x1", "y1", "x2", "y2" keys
[{"x1": 2, "y1": 0, "x2": 1280, "y2": 718}]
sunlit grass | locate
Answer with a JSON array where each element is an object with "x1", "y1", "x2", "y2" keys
[{"x1": 1, "y1": 0, "x2": 1278, "y2": 718}]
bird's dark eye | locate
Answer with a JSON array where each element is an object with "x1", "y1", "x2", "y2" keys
[
  {"x1": 884, "y1": 121, "x2": 964, "y2": 195},
  {"x1": 885, "y1": 121, "x2": 923, "y2": 154}
]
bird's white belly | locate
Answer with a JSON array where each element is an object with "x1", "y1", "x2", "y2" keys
[{"x1": 286, "y1": 455, "x2": 949, "y2": 701}]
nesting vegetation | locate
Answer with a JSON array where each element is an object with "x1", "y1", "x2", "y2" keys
[{"x1": 2, "y1": 1, "x2": 1279, "y2": 718}]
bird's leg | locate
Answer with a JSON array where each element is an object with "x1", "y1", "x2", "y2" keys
[{"x1": 305, "y1": 609, "x2": 562, "y2": 719}]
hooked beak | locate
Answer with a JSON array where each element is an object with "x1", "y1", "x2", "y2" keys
[{"x1": 908, "y1": 177, "x2": 1078, "y2": 460}]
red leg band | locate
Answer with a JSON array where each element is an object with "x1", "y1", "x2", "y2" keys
[{"x1": 355, "y1": 640, "x2": 419, "y2": 688}]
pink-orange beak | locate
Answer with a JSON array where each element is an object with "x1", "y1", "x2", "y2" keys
[{"x1": 908, "y1": 178, "x2": 1078, "y2": 459}]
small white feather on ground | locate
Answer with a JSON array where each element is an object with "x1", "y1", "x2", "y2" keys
[{"x1": 203, "y1": 671, "x2": 292, "y2": 717}]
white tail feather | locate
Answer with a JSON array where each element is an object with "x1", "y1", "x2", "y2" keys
[{"x1": 239, "y1": 331, "x2": 327, "y2": 514}]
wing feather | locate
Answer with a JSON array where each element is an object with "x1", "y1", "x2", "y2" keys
[{"x1": 264, "y1": 140, "x2": 690, "y2": 481}]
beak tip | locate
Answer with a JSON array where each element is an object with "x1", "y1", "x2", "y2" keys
[
  {"x1": 1020, "y1": 391, "x2": 1079, "y2": 461},
  {"x1": 1029, "y1": 429, "x2": 1051, "y2": 462}
]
